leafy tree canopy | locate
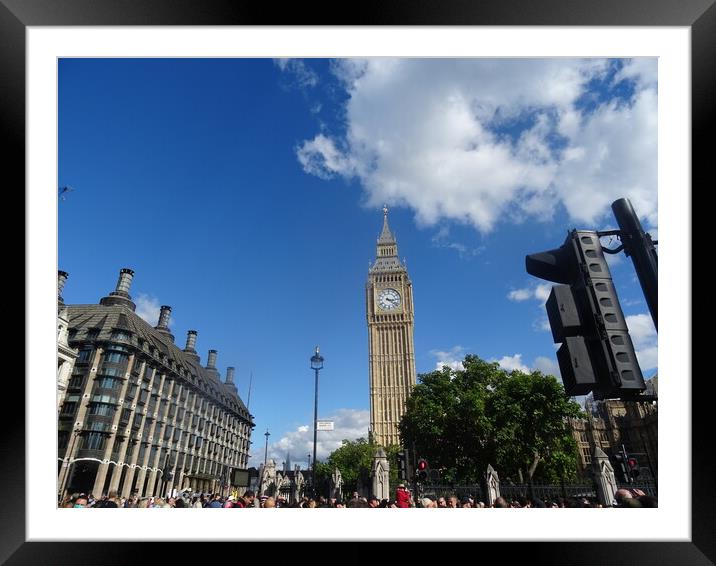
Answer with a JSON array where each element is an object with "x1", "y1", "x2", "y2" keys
[
  {"x1": 319, "y1": 438, "x2": 401, "y2": 495},
  {"x1": 399, "y1": 354, "x2": 584, "y2": 483}
]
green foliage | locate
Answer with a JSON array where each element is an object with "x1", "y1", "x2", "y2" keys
[
  {"x1": 399, "y1": 354, "x2": 585, "y2": 483},
  {"x1": 321, "y1": 438, "x2": 402, "y2": 495}
]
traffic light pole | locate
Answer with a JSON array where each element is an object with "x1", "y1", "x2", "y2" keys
[
  {"x1": 621, "y1": 444, "x2": 632, "y2": 484},
  {"x1": 611, "y1": 198, "x2": 658, "y2": 330}
]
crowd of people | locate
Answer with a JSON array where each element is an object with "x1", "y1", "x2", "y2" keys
[{"x1": 59, "y1": 485, "x2": 655, "y2": 509}]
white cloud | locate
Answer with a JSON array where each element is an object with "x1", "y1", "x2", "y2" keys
[
  {"x1": 134, "y1": 293, "x2": 173, "y2": 328},
  {"x1": 626, "y1": 313, "x2": 658, "y2": 372},
  {"x1": 625, "y1": 313, "x2": 656, "y2": 349},
  {"x1": 533, "y1": 355, "x2": 561, "y2": 378},
  {"x1": 298, "y1": 58, "x2": 657, "y2": 233},
  {"x1": 492, "y1": 353, "x2": 530, "y2": 373},
  {"x1": 431, "y1": 346, "x2": 466, "y2": 371},
  {"x1": 248, "y1": 409, "x2": 370, "y2": 469},
  {"x1": 507, "y1": 288, "x2": 532, "y2": 302},
  {"x1": 431, "y1": 226, "x2": 484, "y2": 258},
  {"x1": 296, "y1": 134, "x2": 355, "y2": 180},
  {"x1": 508, "y1": 283, "x2": 551, "y2": 304},
  {"x1": 274, "y1": 58, "x2": 319, "y2": 89}
]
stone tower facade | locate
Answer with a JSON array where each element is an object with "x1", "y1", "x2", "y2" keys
[{"x1": 366, "y1": 207, "x2": 416, "y2": 448}]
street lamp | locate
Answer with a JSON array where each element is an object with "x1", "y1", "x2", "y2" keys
[
  {"x1": 264, "y1": 429, "x2": 270, "y2": 466},
  {"x1": 310, "y1": 346, "x2": 324, "y2": 498}
]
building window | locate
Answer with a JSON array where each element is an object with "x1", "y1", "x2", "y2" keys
[
  {"x1": 68, "y1": 374, "x2": 84, "y2": 388},
  {"x1": 133, "y1": 413, "x2": 143, "y2": 429},
  {"x1": 582, "y1": 447, "x2": 592, "y2": 464},
  {"x1": 111, "y1": 331, "x2": 131, "y2": 342},
  {"x1": 119, "y1": 407, "x2": 132, "y2": 424},
  {"x1": 125, "y1": 383, "x2": 138, "y2": 400},
  {"x1": 100, "y1": 366, "x2": 125, "y2": 377},
  {"x1": 82, "y1": 432, "x2": 106, "y2": 451},
  {"x1": 88, "y1": 402, "x2": 114, "y2": 417},
  {"x1": 77, "y1": 348, "x2": 93, "y2": 363},
  {"x1": 143, "y1": 365, "x2": 154, "y2": 382},
  {"x1": 91, "y1": 393, "x2": 117, "y2": 405},
  {"x1": 58, "y1": 430, "x2": 70, "y2": 449},
  {"x1": 61, "y1": 400, "x2": 78, "y2": 416},
  {"x1": 95, "y1": 376, "x2": 122, "y2": 390},
  {"x1": 104, "y1": 351, "x2": 129, "y2": 364}
]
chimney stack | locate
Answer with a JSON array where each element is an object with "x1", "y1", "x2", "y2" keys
[
  {"x1": 156, "y1": 305, "x2": 171, "y2": 329},
  {"x1": 113, "y1": 268, "x2": 134, "y2": 297},
  {"x1": 155, "y1": 305, "x2": 174, "y2": 342},
  {"x1": 99, "y1": 268, "x2": 136, "y2": 310},
  {"x1": 226, "y1": 366, "x2": 236, "y2": 385},
  {"x1": 207, "y1": 350, "x2": 218, "y2": 369},
  {"x1": 184, "y1": 330, "x2": 198, "y2": 352},
  {"x1": 58, "y1": 270, "x2": 68, "y2": 303}
]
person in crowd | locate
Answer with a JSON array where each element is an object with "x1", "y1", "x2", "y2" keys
[
  {"x1": 263, "y1": 497, "x2": 276, "y2": 508},
  {"x1": 235, "y1": 490, "x2": 255, "y2": 508},
  {"x1": 493, "y1": 497, "x2": 510, "y2": 508},
  {"x1": 206, "y1": 494, "x2": 223, "y2": 508},
  {"x1": 614, "y1": 488, "x2": 633, "y2": 507},
  {"x1": 636, "y1": 494, "x2": 657, "y2": 507},
  {"x1": 395, "y1": 484, "x2": 411, "y2": 508},
  {"x1": 72, "y1": 494, "x2": 89, "y2": 508},
  {"x1": 368, "y1": 495, "x2": 380, "y2": 508}
]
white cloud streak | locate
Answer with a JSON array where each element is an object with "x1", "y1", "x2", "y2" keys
[
  {"x1": 431, "y1": 346, "x2": 466, "y2": 371},
  {"x1": 134, "y1": 293, "x2": 174, "y2": 328},
  {"x1": 297, "y1": 58, "x2": 657, "y2": 233}
]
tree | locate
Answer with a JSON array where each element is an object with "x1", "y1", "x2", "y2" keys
[
  {"x1": 399, "y1": 354, "x2": 584, "y2": 483},
  {"x1": 322, "y1": 438, "x2": 402, "y2": 496},
  {"x1": 488, "y1": 367, "x2": 583, "y2": 482}
]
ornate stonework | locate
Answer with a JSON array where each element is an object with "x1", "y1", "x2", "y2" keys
[{"x1": 366, "y1": 207, "x2": 417, "y2": 448}]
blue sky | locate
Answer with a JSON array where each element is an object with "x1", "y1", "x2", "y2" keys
[{"x1": 58, "y1": 57, "x2": 657, "y2": 469}]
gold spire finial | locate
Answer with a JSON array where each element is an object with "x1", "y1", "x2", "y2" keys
[{"x1": 383, "y1": 204, "x2": 388, "y2": 216}]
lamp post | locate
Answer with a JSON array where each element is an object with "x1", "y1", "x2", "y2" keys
[
  {"x1": 264, "y1": 429, "x2": 270, "y2": 466},
  {"x1": 310, "y1": 346, "x2": 324, "y2": 498}
]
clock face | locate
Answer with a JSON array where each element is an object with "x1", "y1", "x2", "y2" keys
[{"x1": 378, "y1": 288, "x2": 401, "y2": 310}]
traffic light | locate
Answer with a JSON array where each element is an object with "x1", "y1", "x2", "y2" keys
[
  {"x1": 613, "y1": 453, "x2": 629, "y2": 482},
  {"x1": 627, "y1": 456, "x2": 640, "y2": 479},
  {"x1": 397, "y1": 450, "x2": 408, "y2": 481},
  {"x1": 416, "y1": 458, "x2": 429, "y2": 482},
  {"x1": 526, "y1": 229, "x2": 646, "y2": 399}
]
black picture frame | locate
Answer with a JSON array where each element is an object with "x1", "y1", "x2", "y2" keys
[{"x1": 5, "y1": 0, "x2": 708, "y2": 562}]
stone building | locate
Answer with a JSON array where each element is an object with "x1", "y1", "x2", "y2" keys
[
  {"x1": 57, "y1": 268, "x2": 255, "y2": 500},
  {"x1": 57, "y1": 271, "x2": 78, "y2": 414},
  {"x1": 569, "y1": 387, "x2": 657, "y2": 480},
  {"x1": 366, "y1": 206, "x2": 417, "y2": 448}
]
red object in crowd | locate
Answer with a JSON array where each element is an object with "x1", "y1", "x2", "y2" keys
[{"x1": 396, "y1": 486, "x2": 411, "y2": 508}]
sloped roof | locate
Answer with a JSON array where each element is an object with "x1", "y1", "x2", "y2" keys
[{"x1": 67, "y1": 303, "x2": 252, "y2": 422}]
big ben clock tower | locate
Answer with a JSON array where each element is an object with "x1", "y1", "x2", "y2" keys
[{"x1": 366, "y1": 206, "x2": 417, "y2": 448}]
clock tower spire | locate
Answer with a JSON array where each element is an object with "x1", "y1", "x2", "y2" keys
[{"x1": 366, "y1": 206, "x2": 417, "y2": 448}]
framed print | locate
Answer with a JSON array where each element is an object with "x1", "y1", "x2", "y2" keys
[{"x1": 6, "y1": 0, "x2": 710, "y2": 562}]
